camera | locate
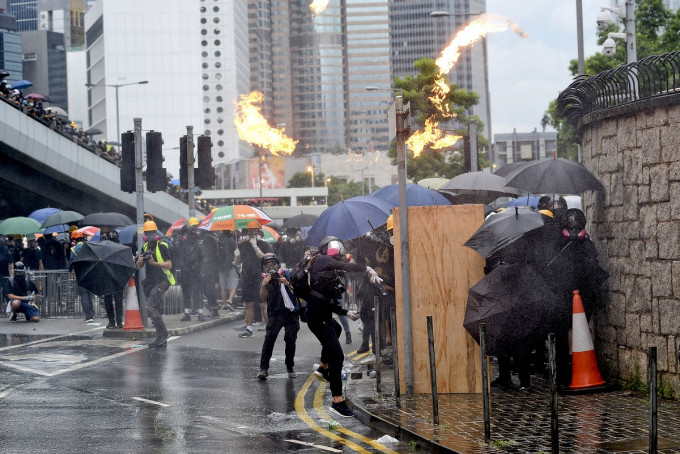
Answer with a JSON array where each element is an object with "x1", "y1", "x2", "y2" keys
[
  {"x1": 602, "y1": 38, "x2": 616, "y2": 56},
  {"x1": 596, "y1": 11, "x2": 611, "y2": 31},
  {"x1": 268, "y1": 270, "x2": 281, "y2": 281},
  {"x1": 142, "y1": 251, "x2": 154, "y2": 263}
]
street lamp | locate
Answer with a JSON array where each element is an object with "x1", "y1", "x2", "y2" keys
[
  {"x1": 85, "y1": 80, "x2": 149, "y2": 143},
  {"x1": 307, "y1": 165, "x2": 315, "y2": 188}
]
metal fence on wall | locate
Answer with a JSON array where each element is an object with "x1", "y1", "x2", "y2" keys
[
  {"x1": 558, "y1": 51, "x2": 680, "y2": 127},
  {"x1": 2, "y1": 270, "x2": 184, "y2": 320}
]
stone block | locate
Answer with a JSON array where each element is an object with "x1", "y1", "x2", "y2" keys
[
  {"x1": 608, "y1": 172, "x2": 623, "y2": 206},
  {"x1": 669, "y1": 103, "x2": 680, "y2": 124},
  {"x1": 600, "y1": 118, "x2": 618, "y2": 137},
  {"x1": 671, "y1": 183, "x2": 680, "y2": 220},
  {"x1": 660, "y1": 123, "x2": 680, "y2": 161},
  {"x1": 623, "y1": 185, "x2": 639, "y2": 220},
  {"x1": 630, "y1": 240, "x2": 647, "y2": 275},
  {"x1": 669, "y1": 335, "x2": 678, "y2": 374},
  {"x1": 652, "y1": 298, "x2": 661, "y2": 334},
  {"x1": 651, "y1": 261, "x2": 673, "y2": 297},
  {"x1": 657, "y1": 202, "x2": 671, "y2": 222},
  {"x1": 653, "y1": 105, "x2": 670, "y2": 128},
  {"x1": 607, "y1": 291, "x2": 626, "y2": 327},
  {"x1": 658, "y1": 222, "x2": 680, "y2": 260},
  {"x1": 642, "y1": 333, "x2": 669, "y2": 372},
  {"x1": 674, "y1": 261, "x2": 680, "y2": 298},
  {"x1": 599, "y1": 137, "x2": 619, "y2": 172},
  {"x1": 623, "y1": 149, "x2": 644, "y2": 185},
  {"x1": 670, "y1": 162, "x2": 680, "y2": 181},
  {"x1": 640, "y1": 128, "x2": 662, "y2": 165},
  {"x1": 640, "y1": 205, "x2": 657, "y2": 239},
  {"x1": 618, "y1": 115, "x2": 637, "y2": 150},
  {"x1": 640, "y1": 313, "x2": 653, "y2": 333},
  {"x1": 624, "y1": 313, "x2": 642, "y2": 348},
  {"x1": 658, "y1": 298, "x2": 680, "y2": 335},
  {"x1": 634, "y1": 277, "x2": 652, "y2": 312},
  {"x1": 649, "y1": 164, "x2": 670, "y2": 202},
  {"x1": 638, "y1": 184, "x2": 650, "y2": 204},
  {"x1": 645, "y1": 240, "x2": 658, "y2": 260}
]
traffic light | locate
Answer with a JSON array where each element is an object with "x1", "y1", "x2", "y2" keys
[
  {"x1": 120, "y1": 131, "x2": 135, "y2": 193},
  {"x1": 179, "y1": 135, "x2": 188, "y2": 189},
  {"x1": 146, "y1": 131, "x2": 167, "y2": 193},
  {"x1": 196, "y1": 135, "x2": 215, "y2": 189}
]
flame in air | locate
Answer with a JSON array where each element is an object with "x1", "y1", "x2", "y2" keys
[
  {"x1": 234, "y1": 91, "x2": 298, "y2": 156},
  {"x1": 310, "y1": 0, "x2": 330, "y2": 16},
  {"x1": 407, "y1": 13, "x2": 527, "y2": 157}
]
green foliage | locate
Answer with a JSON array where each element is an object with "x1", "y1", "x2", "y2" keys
[
  {"x1": 619, "y1": 361, "x2": 649, "y2": 394},
  {"x1": 387, "y1": 58, "x2": 485, "y2": 182},
  {"x1": 548, "y1": 0, "x2": 680, "y2": 156},
  {"x1": 407, "y1": 440, "x2": 419, "y2": 452},
  {"x1": 658, "y1": 375, "x2": 676, "y2": 400}
]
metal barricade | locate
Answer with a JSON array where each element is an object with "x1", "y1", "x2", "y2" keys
[{"x1": 24, "y1": 270, "x2": 109, "y2": 319}]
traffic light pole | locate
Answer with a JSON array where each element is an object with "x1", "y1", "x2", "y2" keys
[
  {"x1": 187, "y1": 126, "x2": 196, "y2": 218},
  {"x1": 134, "y1": 118, "x2": 147, "y2": 326}
]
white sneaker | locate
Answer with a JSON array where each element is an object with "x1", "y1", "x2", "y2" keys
[{"x1": 357, "y1": 353, "x2": 376, "y2": 365}]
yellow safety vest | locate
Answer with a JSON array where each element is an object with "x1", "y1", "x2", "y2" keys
[{"x1": 143, "y1": 241, "x2": 175, "y2": 285}]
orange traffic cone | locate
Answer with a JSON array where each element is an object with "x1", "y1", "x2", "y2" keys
[
  {"x1": 123, "y1": 277, "x2": 145, "y2": 331},
  {"x1": 569, "y1": 290, "x2": 606, "y2": 389}
]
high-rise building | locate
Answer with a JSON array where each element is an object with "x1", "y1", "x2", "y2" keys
[
  {"x1": 83, "y1": 0, "x2": 250, "y2": 176},
  {"x1": 37, "y1": 0, "x2": 85, "y2": 49},
  {"x1": 21, "y1": 29, "x2": 67, "y2": 108},
  {"x1": 0, "y1": 12, "x2": 22, "y2": 83},
  {"x1": 389, "y1": 0, "x2": 491, "y2": 141},
  {"x1": 8, "y1": 0, "x2": 37, "y2": 31}
]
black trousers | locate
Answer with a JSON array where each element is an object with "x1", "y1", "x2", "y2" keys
[
  {"x1": 307, "y1": 306, "x2": 343, "y2": 396},
  {"x1": 104, "y1": 290, "x2": 124, "y2": 326},
  {"x1": 144, "y1": 280, "x2": 169, "y2": 337},
  {"x1": 181, "y1": 278, "x2": 202, "y2": 311},
  {"x1": 259, "y1": 310, "x2": 300, "y2": 371}
]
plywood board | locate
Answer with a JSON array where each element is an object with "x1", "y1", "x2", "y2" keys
[{"x1": 393, "y1": 204, "x2": 487, "y2": 394}]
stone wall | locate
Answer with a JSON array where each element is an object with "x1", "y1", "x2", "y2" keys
[{"x1": 580, "y1": 96, "x2": 680, "y2": 393}]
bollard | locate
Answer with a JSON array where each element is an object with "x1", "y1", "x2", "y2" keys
[
  {"x1": 649, "y1": 346, "x2": 657, "y2": 454},
  {"x1": 390, "y1": 307, "x2": 400, "y2": 398},
  {"x1": 480, "y1": 323, "x2": 490, "y2": 443},
  {"x1": 374, "y1": 296, "x2": 381, "y2": 393},
  {"x1": 548, "y1": 333, "x2": 559, "y2": 454},
  {"x1": 427, "y1": 315, "x2": 439, "y2": 425}
]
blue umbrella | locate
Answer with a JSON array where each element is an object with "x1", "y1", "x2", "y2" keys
[
  {"x1": 369, "y1": 183, "x2": 451, "y2": 206},
  {"x1": 503, "y1": 196, "x2": 540, "y2": 209},
  {"x1": 305, "y1": 196, "x2": 395, "y2": 246},
  {"x1": 116, "y1": 224, "x2": 137, "y2": 245},
  {"x1": 44, "y1": 224, "x2": 69, "y2": 234},
  {"x1": 170, "y1": 178, "x2": 180, "y2": 186},
  {"x1": 28, "y1": 207, "x2": 61, "y2": 224},
  {"x1": 10, "y1": 80, "x2": 33, "y2": 90}
]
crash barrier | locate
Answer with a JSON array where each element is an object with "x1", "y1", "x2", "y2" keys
[{"x1": 1, "y1": 270, "x2": 183, "y2": 319}]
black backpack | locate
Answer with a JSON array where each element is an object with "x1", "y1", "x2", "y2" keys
[{"x1": 288, "y1": 255, "x2": 317, "y2": 300}]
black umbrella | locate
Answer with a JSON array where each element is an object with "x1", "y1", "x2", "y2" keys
[
  {"x1": 464, "y1": 206, "x2": 545, "y2": 259},
  {"x1": 84, "y1": 127, "x2": 104, "y2": 136},
  {"x1": 40, "y1": 210, "x2": 84, "y2": 229},
  {"x1": 0, "y1": 70, "x2": 9, "y2": 78},
  {"x1": 79, "y1": 212, "x2": 134, "y2": 228},
  {"x1": 493, "y1": 161, "x2": 530, "y2": 178},
  {"x1": 504, "y1": 157, "x2": 604, "y2": 195},
  {"x1": 71, "y1": 240, "x2": 136, "y2": 296},
  {"x1": 283, "y1": 213, "x2": 319, "y2": 229},
  {"x1": 464, "y1": 263, "x2": 561, "y2": 356}
]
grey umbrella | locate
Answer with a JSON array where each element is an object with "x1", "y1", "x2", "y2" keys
[
  {"x1": 440, "y1": 171, "x2": 520, "y2": 203},
  {"x1": 504, "y1": 157, "x2": 604, "y2": 195},
  {"x1": 84, "y1": 127, "x2": 104, "y2": 136},
  {"x1": 79, "y1": 212, "x2": 134, "y2": 228},
  {"x1": 40, "y1": 210, "x2": 84, "y2": 229}
]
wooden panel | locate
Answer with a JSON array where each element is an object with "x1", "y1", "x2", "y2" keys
[{"x1": 393, "y1": 205, "x2": 487, "y2": 394}]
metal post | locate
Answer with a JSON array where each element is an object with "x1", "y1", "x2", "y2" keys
[
  {"x1": 390, "y1": 307, "x2": 400, "y2": 398},
  {"x1": 469, "y1": 119, "x2": 478, "y2": 172},
  {"x1": 133, "y1": 118, "x2": 147, "y2": 325},
  {"x1": 259, "y1": 154, "x2": 263, "y2": 210},
  {"x1": 548, "y1": 333, "x2": 559, "y2": 454},
  {"x1": 625, "y1": 0, "x2": 636, "y2": 65},
  {"x1": 361, "y1": 167, "x2": 365, "y2": 196},
  {"x1": 426, "y1": 315, "x2": 439, "y2": 425},
  {"x1": 396, "y1": 95, "x2": 414, "y2": 395},
  {"x1": 649, "y1": 346, "x2": 658, "y2": 454},
  {"x1": 187, "y1": 127, "x2": 196, "y2": 218},
  {"x1": 374, "y1": 296, "x2": 381, "y2": 393},
  {"x1": 115, "y1": 85, "x2": 120, "y2": 143},
  {"x1": 576, "y1": 0, "x2": 585, "y2": 76},
  {"x1": 480, "y1": 323, "x2": 490, "y2": 443}
]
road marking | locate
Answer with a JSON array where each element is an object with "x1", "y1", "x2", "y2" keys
[
  {"x1": 0, "y1": 326, "x2": 105, "y2": 352},
  {"x1": 284, "y1": 439, "x2": 342, "y2": 452},
  {"x1": 132, "y1": 396, "x2": 169, "y2": 407},
  {"x1": 313, "y1": 381, "x2": 399, "y2": 454}
]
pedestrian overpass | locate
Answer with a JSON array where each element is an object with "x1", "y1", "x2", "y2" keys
[{"x1": 0, "y1": 98, "x2": 192, "y2": 227}]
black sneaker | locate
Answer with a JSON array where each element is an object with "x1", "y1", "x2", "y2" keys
[
  {"x1": 197, "y1": 313, "x2": 206, "y2": 321},
  {"x1": 313, "y1": 366, "x2": 329, "y2": 383},
  {"x1": 239, "y1": 329, "x2": 254, "y2": 338},
  {"x1": 356, "y1": 345, "x2": 370, "y2": 354},
  {"x1": 106, "y1": 323, "x2": 116, "y2": 329},
  {"x1": 287, "y1": 368, "x2": 297, "y2": 378},
  {"x1": 149, "y1": 333, "x2": 169, "y2": 348},
  {"x1": 329, "y1": 400, "x2": 354, "y2": 418},
  {"x1": 345, "y1": 333, "x2": 352, "y2": 344},
  {"x1": 180, "y1": 313, "x2": 191, "y2": 322},
  {"x1": 490, "y1": 377, "x2": 513, "y2": 387},
  {"x1": 257, "y1": 369, "x2": 268, "y2": 381},
  {"x1": 209, "y1": 310, "x2": 220, "y2": 318},
  {"x1": 9, "y1": 313, "x2": 17, "y2": 323}
]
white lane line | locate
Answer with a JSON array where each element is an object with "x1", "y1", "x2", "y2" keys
[
  {"x1": 284, "y1": 439, "x2": 342, "y2": 452},
  {"x1": 132, "y1": 396, "x2": 170, "y2": 407},
  {"x1": 0, "y1": 327, "x2": 105, "y2": 352},
  {"x1": 0, "y1": 361, "x2": 51, "y2": 376},
  {"x1": 0, "y1": 386, "x2": 21, "y2": 399}
]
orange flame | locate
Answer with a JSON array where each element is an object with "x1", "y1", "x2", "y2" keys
[
  {"x1": 406, "y1": 117, "x2": 462, "y2": 158},
  {"x1": 408, "y1": 13, "x2": 526, "y2": 157},
  {"x1": 310, "y1": 0, "x2": 330, "y2": 16},
  {"x1": 233, "y1": 91, "x2": 298, "y2": 156}
]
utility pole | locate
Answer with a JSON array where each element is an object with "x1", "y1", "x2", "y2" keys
[
  {"x1": 133, "y1": 118, "x2": 147, "y2": 325},
  {"x1": 187, "y1": 126, "x2": 196, "y2": 218}
]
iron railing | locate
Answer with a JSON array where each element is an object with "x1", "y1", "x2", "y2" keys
[{"x1": 558, "y1": 51, "x2": 680, "y2": 127}]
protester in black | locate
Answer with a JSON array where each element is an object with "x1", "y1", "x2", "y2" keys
[
  {"x1": 307, "y1": 236, "x2": 381, "y2": 419},
  {"x1": 237, "y1": 220, "x2": 272, "y2": 338},
  {"x1": 257, "y1": 253, "x2": 300, "y2": 380},
  {"x1": 178, "y1": 225, "x2": 205, "y2": 321},
  {"x1": 0, "y1": 237, "x2": 12, "y2": 278},
  {"x1": 102, "y1": 230, "x2": 125, "y2": 329}
]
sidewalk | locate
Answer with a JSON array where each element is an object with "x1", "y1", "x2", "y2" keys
[{"x1": 346, "y1": 362, "x2": 680, "y2": 453}]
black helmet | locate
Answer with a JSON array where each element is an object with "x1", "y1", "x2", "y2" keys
[
  {"x1": 261, "y1": 252, "x2": 280, "y2": 271},
  {"x1": 561, "y1": 208, "x2": 587, "y2": 239},
  {"x1": 319, "y1": 236, "x2": 346, "y2": 258},
  {"x1": 537, "y1": 196, "x2": 552, "y2": 211}
]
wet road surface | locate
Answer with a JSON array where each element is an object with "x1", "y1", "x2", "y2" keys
[{"x1": 0, "y1": 319, "x2": 409, "y2": 453}]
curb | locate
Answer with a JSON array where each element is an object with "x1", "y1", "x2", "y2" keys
[
  {"x1": 345, "y1": 380, "x2": 461, "y2": 454},
  {"x1": 102, "y1": 312, "x2": 243, "y2": 339}
]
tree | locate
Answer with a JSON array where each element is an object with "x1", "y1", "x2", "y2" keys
[
  {"x1": 548, "y1": 0, "x2": 680, "y2": 156},
  {"x1": 386, "y1": 58, "x2": 486, "y2": 182}
]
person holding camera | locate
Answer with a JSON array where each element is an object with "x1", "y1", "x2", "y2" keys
[
  {"x1": 307, "y1": 236, "x2": 382, "y2": 419},
  {"x1": 4, "y1": 261, "x2": 40, "y2": 322},
  {"x1": 70, "y1": 230, "x2": 95, "y2": 322},
  {"x1": 135, "y1": 221, "x2": 175, "y2": 348},
  {"x1": 256, "y1": 253, "x2": 300, "y2": 380},
  {"x1": 237, "y1": 220, "x2": 272, "y2": 338}
]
